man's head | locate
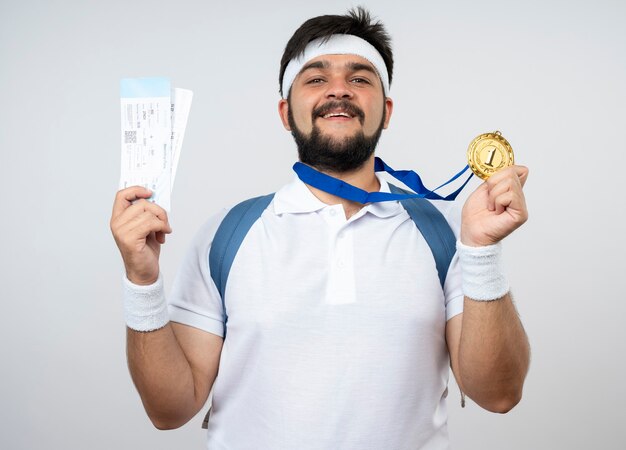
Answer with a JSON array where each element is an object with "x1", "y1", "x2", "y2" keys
[
  {"x1": 278, "y1": 7, "x2": 394, "y2": 173},
  {"x1": 279, "y1": 7, "x2": 394, "y2": 99}
]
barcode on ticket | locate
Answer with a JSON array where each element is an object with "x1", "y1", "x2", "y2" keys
[{"x1": 124, "y1": 130, "x2": 137, "y2": 144}]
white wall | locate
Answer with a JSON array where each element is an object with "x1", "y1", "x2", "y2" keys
[{"x1": 1, "y1": 0, "x2": 624, "y2": 448}]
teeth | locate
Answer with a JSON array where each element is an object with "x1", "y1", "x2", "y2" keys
[{"x1": 323, "y1": 112, "x2": 351, "y2": 118}]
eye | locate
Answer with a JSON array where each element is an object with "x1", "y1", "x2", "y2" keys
[
  {"x1": 350, "y1": 77, "x2": 371, "y2": 84},
  {"x1": 306, "y1": 77, "x2": 325, "y2": 84}
]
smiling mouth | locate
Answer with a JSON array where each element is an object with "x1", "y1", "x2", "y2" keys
[
  {"x1": 321, "y1": 111, "x2": 354, "y2": 119},
  {"x1": 313, "y1": 101, "x2": 365, "y2": 124}
]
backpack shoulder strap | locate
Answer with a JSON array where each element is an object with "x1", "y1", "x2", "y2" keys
[
  {"x1": 388, "y1": 183, "x2": 457, "y2": 288},
  {"x1": 209, "y1": 193, "x2": 275, "y2": 315},
  {"x1": 203, "y1": 193, "x2": 274, "y2": 429}
]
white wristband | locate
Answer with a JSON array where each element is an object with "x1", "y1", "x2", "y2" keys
[
  {"x1": 122, "y1": 273, "x2": 169, "y2": 331},
  {"x1": 456, "y1": 241, "x2": 510, "y2": 301}
]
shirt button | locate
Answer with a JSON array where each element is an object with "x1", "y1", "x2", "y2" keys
[
  {"x1": 337, "y1": 259, "x2": 345, "y2": 268},
  {"x1": 329, "y1": 209, "x2": 337, "y2": 217}
]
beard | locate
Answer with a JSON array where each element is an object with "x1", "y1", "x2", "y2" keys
[{"x1": 288, "y1": 99, "x2": 386, "y2": 173}]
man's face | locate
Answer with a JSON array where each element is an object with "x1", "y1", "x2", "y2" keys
[{"x1": 279, "y1": 54, "x2": 393, "y2": 172}]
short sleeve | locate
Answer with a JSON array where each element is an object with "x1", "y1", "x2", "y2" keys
[
  {"x1": 168, "y1": 209, "x2": 229, "y2": 337},
  {"x1": 435, "y1": 199, "x2": 464, "y2": 321}
]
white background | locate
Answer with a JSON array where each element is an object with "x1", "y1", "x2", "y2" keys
[{"x1": 1, "y1": 0, "x2": 624, "y2": 448}]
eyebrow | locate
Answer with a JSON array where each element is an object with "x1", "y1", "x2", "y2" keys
[
  {"x1": 300, "y1": 60, "x2": 330, "y2": 72},
  {"x1": 346, "y1": 62, "x2": 377, "y2": 75},
  {"x1": 299, "y1": 59, "x2": 378, "y2": 76}
]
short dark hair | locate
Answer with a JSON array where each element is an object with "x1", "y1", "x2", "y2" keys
[{"x1": 279, "y1": 6, "x2": 393, "y2": 97}]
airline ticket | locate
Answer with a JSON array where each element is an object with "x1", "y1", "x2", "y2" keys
[{"x1": 119, "y1": 77, "x2": 192, "y2": 211}]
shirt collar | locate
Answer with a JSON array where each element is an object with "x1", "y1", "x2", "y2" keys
[{"x1": 272, "y1": 173, "x2": 404, "y2": 219}]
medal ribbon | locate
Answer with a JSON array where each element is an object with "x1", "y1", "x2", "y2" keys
[{"x1": 293, "y1": 157, "x2": 473, "y2": 203}]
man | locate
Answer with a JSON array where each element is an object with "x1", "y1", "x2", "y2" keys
[{"x1": 111, "y1": 7, "x2": 530, "y2": 449}]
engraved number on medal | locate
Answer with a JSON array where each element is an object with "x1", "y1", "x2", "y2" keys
[{"x1": 484, "y1": 146, "x2": 497, "y2": 167}]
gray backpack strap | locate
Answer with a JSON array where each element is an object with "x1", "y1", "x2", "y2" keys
[
  {"x1": 209, "y1": 193, "x2": 275, "y2": 332},
  {"x1": 388, "y1": 183, "x2": 457, "y2": 288}
]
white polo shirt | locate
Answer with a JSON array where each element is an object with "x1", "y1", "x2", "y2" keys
[{"x1": 169, "y1": 175, "x2": 464, "y2": 450}]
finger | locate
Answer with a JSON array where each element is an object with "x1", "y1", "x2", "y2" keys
[
  {"x1": 126, "y1": 210, "x2": 172, "y2": 237},
  {"x1": 114, "y1": 198, "x2": 172, "y2": 234},
  {"x1": 493, "y1": 189, "x2": 527, "y2": 218},
  {"x1": 112, "y1": 186, "x2": 154, "y2": 219},
  {"x1": 155, "y1": 230, "x2": 166, "y2": 244},
  {"x1": 132, "y1": 199, "x2": 170, "y2": 227},
  {"x1": 486, "y1": 166, "x2": 528, "y2": 210},
  {"x1": 146, "y1": 230, "x2": 162, "y2": 249},
  {"x1": 488, "y1": 165, "x2": 529, "y2": 188},
  {"x1": 493, "y1": 191, "x2": 514, "y2": 215},
  {"x1": 486, "y1": 176, "x2": 520, "y2": 212},
  {"x1": 516, "y1": 165, "x2": 529, "y2": 188},
  {"x1": 116, "y1": 211, "x2": 172, "y2": 250}
]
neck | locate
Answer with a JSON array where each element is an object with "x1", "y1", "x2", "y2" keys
[{"x1": 303, "y1": 155, "x2": 380, "y2": 219}]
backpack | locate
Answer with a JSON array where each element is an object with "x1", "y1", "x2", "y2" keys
[
  {"x1": 209, "y1": 183, "x2": 456, "y2": 331},
  {"x1": 202, "y1": 184, "x2": 457, "y2": 428}
]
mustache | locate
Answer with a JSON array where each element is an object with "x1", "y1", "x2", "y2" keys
[{"x1": 312, "y1": 100, "x2": 365, "y2": 123}]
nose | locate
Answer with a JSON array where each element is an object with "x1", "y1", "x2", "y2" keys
[{"x1": 324, "y1": 77, "x2": 353, "y2": 99}]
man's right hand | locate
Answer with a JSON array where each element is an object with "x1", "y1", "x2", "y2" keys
[{"x1": 110, "y1": 186, "x2": 172, "y2": 285}]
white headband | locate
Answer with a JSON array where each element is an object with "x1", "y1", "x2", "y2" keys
[{"x1": 281, "y1": 34, "x2": 390, "y2": 98}]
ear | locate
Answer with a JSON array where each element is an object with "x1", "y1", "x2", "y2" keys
[
  {"x1": 382, "y1": 97, "x2": 394, "y2": 129},
  {"x1": 278, "y1": 98, "x2": 291, "y2": 131}
]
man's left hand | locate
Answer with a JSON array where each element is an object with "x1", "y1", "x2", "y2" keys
[{"x1": 460, "y1": 165, "x2": 529, "y2": 247}]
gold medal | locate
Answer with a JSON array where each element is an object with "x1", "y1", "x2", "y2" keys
[{"x1": 467, "y1": 131, "x2": 514, "y2": 180}]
